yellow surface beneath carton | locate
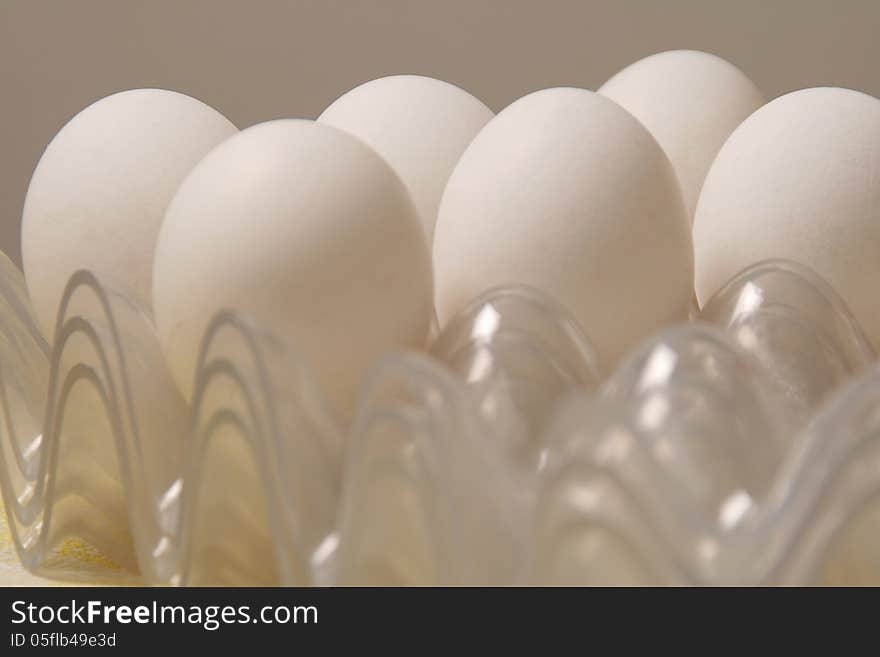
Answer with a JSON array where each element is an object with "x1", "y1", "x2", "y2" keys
[{"x1": 0, "y1": 497, "x2": 133, "y2": 586}]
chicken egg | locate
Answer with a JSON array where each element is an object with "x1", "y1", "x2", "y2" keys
[
  {"x1": 152, "y1": 119, "x2": 433, "y2": 417},
  {"x1": 694, "y1": 87, "x2": 880, "y2": 349},
  {"x1": 22, "y1": 88, "x2": 237, "y2": 339},
  {"x1": 599, "y1": 50, "x2": 764, "y2": 221},
  {"x1": 319, "y1": 75, "x2": 493, "y2": 241},
  {"x1": 433, "y1": 87, "x2": 693, "y2": 369}
]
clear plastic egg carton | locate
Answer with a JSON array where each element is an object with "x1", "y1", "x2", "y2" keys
[{"x1": 1, "y1": 251, "x2": 879, "y2": 586}]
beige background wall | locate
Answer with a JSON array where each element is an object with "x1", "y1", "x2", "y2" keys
[{"x1": 1, "y1": 0, "x2": 878, "y2": 266}]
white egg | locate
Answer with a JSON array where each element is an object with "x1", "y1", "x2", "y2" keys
[
  {"x1": 694, "y1": 87, "x2": 880, "y2": 348},
  {"x1": 318, "y1": 75, "x2": 493, "y2": 241},
  {"x1": 22, "y1": 89, "x2": 238, "y2": 339},
  {"x1": 599, "y1": 50, "x2": 764, "y2": 221},
  {"x1": 153, "y1": 119, "x2": 433, "y2": 416},
  {"x1": 433, "y1": 88, "x2": 692, "y2": 369}
]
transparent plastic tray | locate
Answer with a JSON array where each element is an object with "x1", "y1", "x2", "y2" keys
[{"x1": 0, "y1": 252, "x2": 878, "y2": 585}]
